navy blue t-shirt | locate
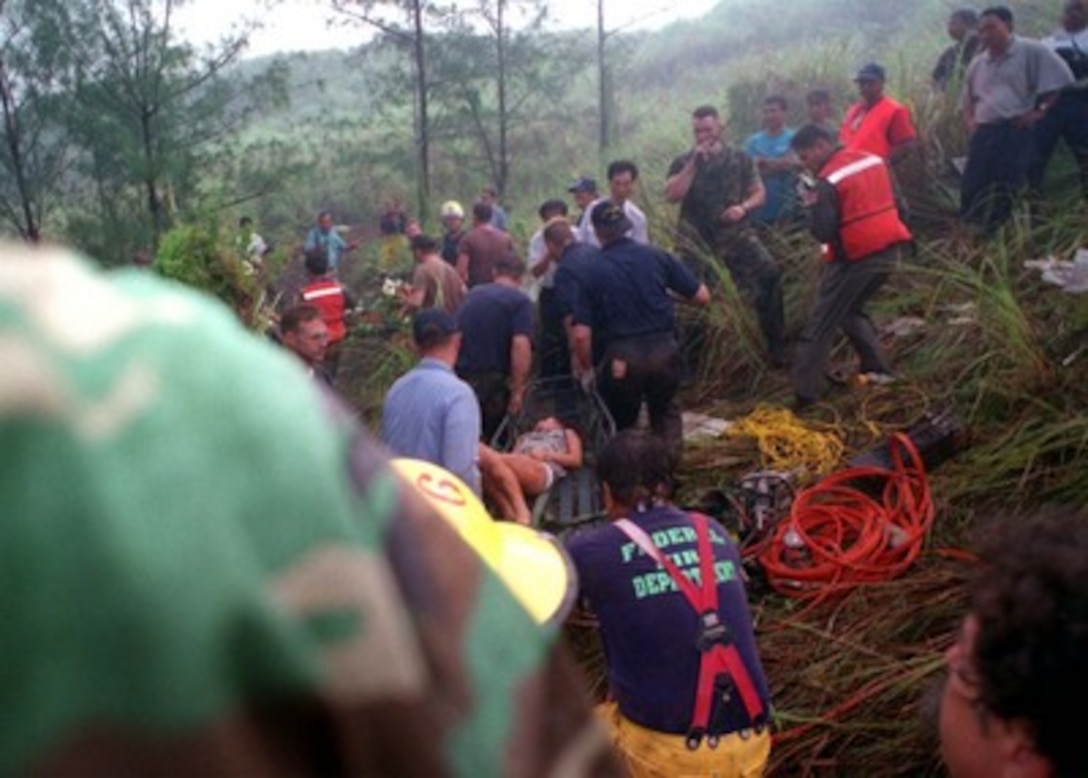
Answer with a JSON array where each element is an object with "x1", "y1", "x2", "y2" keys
[
  {"x1": 456, "y1": 282, "x2": 534, "y2": 375},
  {"x1": 566, "y1": 505, "x2": 771, "y2": 735},
  {"x1": 572, "y1": 237, "x2": 700, "y2": 340},
  {"x1": 553, "y1": 241, "x2": 600, "y2": 320}
]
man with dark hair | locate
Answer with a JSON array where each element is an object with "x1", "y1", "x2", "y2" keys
[
  {"x1": 745, "y1": 95, "x2": 800, "y2": 224},
  {"x1": 303, "y1": 211, "x2": 358, "y2": 276},
  {"x1": 456, "y1": 253, "x2": 534, "y2": 440},
  {"x1": 456, "y1": 201, "x2": 514, "y2": 288},
  {"x1": 960, "y1": 6, "x2": 1074, "y2": 232},
  {"x1": 479, "y1": 185, "x2": 508, "y2": 231},
  {"x1": 566, "y1": 430, "x2": 772, "y2": 776},
  {"x1": 933, "y1": 9, "x2": 981, "y2": 90},
  {"x1": 528, "y1": 199, "x2": 572, "y2": 381},
  {"x1": 578, "y1": 160, "x2": 650, "y2": 247},
  {"x1": 938, "y1": 509, "x2": 1088, "y2": 777},
  {"x1": 806, "y1": 89, "x2": 837, "y2": 135},
  {"x1": 1031, "y1": 0, "x2": 1088, "y2": 199},
  {"x1": 790, "y1": 123, "x2": 912, "y2": 407},
  {"x1": 841, "y1": 63, "x2": 918, "y2": 164},
  {"x1": 383, "y1": 309, "x2": 482, "y2": 494},
  {"x1": 573, "y1": 201, "x2": 710, "y2": 458},
  {"x1": 665, "y1": 104, "x2": 787, "y2": 369},
  {"x1": 280, "y1": 303, "x2": 331, "y2": 385},
  {"x1": 401, "y1": 234, "x2": 465, "y2": 315}
]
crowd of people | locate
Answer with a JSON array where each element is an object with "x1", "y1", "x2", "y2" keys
[{"x1": 22, "y1": 3, "x2": 1081, "y2": 776}]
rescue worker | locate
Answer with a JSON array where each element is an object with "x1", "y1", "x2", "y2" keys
[
  {"x1": 299, "y1": 251, "x2": 357, "y2": 381},
  {"x1": 789, "y1": 123, "x2": 912, "y2": 408},
  {"x1": 572, "y1": 201, "x2": 709, "y2": 459},
  {"x1": 567, "y1": 430, "x2": 772, "y2": 777}
]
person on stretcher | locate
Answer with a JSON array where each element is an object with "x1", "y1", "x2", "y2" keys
[{"x1": 479, "y1": 416, "x2": 584, "y2": 525}]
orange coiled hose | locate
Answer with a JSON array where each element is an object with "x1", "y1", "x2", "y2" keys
[{"x1": 756, "y1": 432, "x2": 935, "y2": 603}]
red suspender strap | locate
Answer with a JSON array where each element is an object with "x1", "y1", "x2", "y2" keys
[{"x1": 614, "y1": 515, "x2": 765, "y2": 737}]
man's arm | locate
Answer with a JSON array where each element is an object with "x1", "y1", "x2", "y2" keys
[
  {"x1": 664, "y1": 153, "x2": 697, "y2": 203},
  {"x1": 508, "y1": 334, "x2": 532, "y2": 416},
  {"x1": 721, "y1": 174, "x2": 767, "y2": 224},
  {"x1": 572, "y1": 324, "x2": 594, "y2": 376},
  {"x1": 455, "y1": 252, "x2": 470, "y2": 284}
]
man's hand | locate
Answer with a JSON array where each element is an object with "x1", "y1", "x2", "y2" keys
[
  {"x1": 721, "y1": 204, "x2": 747, "y2": 223},
  {"x1": 508, "y1": 390, "x2": 525, "y2": 417}
]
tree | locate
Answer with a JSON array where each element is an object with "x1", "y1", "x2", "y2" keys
[
  {"x1": 62, "y1": 0, "x2": 274, "y2": 252},
  {"x1": 331, "y1": 0, "x2": 434, "y2": 223},
  {"x1": 0, "y1": 0, "x2": 75, "y2": 241}
]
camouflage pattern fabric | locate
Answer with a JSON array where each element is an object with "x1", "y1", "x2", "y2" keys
[
  {"x1": 0, "y1": 246, "x2": 617, "y2": 776},
  {"x1": 667, "y1": 145, "x2": 761, "y2": 257}
]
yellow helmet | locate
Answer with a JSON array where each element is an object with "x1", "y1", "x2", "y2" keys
[{"x1": 391, "y1": 458, "x2": 576, "y2": 626}]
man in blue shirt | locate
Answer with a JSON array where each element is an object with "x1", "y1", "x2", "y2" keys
[
  {"x1": 745, "y1": 95, "x2": 799, "y2": 224},
  {"x1": 304, "y1": 211, "x2": 358, "y2": 275},
  {"x1": 572, "y1": 202, "x2": 709, "y2": 458},
  {"x1": 567, "y1": 431, "x2": 772, "y2": 776},
  {"x1": 382, "y1": 310, "x2": 482, "y2": 495},
  {"x1": 456, "y1": 254, "x2": 535, "y2": 442}
]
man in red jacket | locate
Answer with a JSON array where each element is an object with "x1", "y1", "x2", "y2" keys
[
  {"x1": 300, "y1": 251, "x2": 357, "y2": 381},
  {"x1": 790, "y1": 123, "x2": 913, "y2": 408}
]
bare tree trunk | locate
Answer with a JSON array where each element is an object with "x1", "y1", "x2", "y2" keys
[
  {"x1": 412, "y1": 0, "x2": 430, "y2": 223},
  {"x1": 495, "y1": 0, "x2": 508, "y2": 196},
  {"x1": 140, "y1": 107, "x2": 163, "y2": 247},
  {"x1": 0, "y1": 56, "x2": 40, "y2": 241},
  {"x1": 597, "y1": 0, "x2": 608, "y2": 161}
]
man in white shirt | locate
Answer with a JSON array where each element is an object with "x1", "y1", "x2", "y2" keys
[{"x1": 577, "y1": 160, "x2": 650, "y2": 248}]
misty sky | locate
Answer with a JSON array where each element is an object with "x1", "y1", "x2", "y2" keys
[{"x1": 175, "y1": 0, "x2": 720, "y2": 58}]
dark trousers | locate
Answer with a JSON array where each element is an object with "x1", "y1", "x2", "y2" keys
[
  {"x1": 1029, "y1": 93, "x2": 1088, "y2": 198},
  {"x1": 793, "y1": 246, "x2": 899, "y2": 404},
  {"x1": 960, "y1": 121, "x2": 1033, "y2": 233},
  {"x1": 598, "y1": 333, "x2": 683, "y2": 459},
  {"x1": 461, "y1": 371, "x2": 508, "y2": 443}
]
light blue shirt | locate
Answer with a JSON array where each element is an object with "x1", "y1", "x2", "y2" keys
[
  {"x1": 745, "y1": 128, "x2": 797, "y2": 223},
  {"x1": 304, "y1": 227, "x2": 348, "y2": 272},
  {"x1": 382, "y1": 358, "x2": 481, "y2": 494}
]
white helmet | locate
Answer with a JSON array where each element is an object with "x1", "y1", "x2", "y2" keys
[{"x1": 440, "y1": 200, "x2": 464, "y2": 219}]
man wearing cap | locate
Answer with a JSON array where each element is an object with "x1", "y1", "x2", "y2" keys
[
  {"x1": 0, "y1": 244, "x2": 619, "y2": 776},
  {"x1": 401, "y1": 234, "x2": 466, "y2": 315},
  {"x1": 840, "y1": 63, "x2": 918, "y2": 165},
  {"x1": 790, "y1": 123, "x2": 911, "y2": 408},
  {"x1": 567, "y1": 430, "x2": 772, "y2": 776},
  {"x1": 932, "y1": 9, "x2": 981, "y2": 91},
  {"x1": 456, "y1": 254, "x2": 535, "y2": 442},
  {"x1": 383, "y1": 309, "x2": 482, "y2": 495},
  {"x1": 573, "y1": 201, "x2": 710, "y2": 458},
  {"x1": 665, "y1": 105, "x2": 786, "y2": 369},
  {"x1": 457, "y1": 201, "x2": 515, "y2": 288},
  {"x1": 568, "y1": 176, "x2": 599, "y2": 229},
  {"x1": 439, "y1": 200, "x2": 466, "y2": 265},
  {"x1": 960, "y1": 6, "x2": 1074, "y2": 232},
  {"x1": 577, "y1": 160, "x2": 650, "y2": 248}
]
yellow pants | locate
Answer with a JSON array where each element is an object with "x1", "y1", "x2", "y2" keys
[{"x1": 597, "y1": 702, "x2": 770, "y2": 778}]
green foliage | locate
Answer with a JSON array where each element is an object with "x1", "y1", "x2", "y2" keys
[{"x1": 154, "y1": 220, "x2": 262, "y2": 325}]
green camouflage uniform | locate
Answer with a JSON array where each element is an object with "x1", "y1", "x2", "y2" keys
[
  {"x1": 668, "y1": 146, "x2": 786, "y2": 365},
  {"x1": 0, "y1": 246, "x2": 616, "y2": 776}
]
